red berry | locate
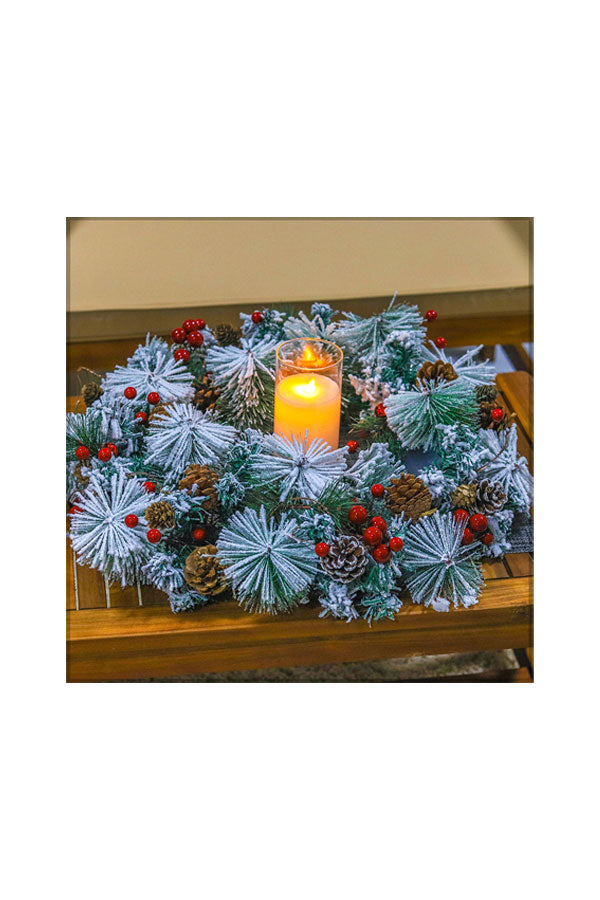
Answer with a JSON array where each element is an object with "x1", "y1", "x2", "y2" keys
[
  {"x1": 97, "y1": 447, "x2": 112, "y2": 462},
  {"x1": 389, "y1": 536, "x2": 404, "y2": 552},
  {"x1": 251, "y1": 311, "x2": 263, "y2": 324},
  {"x1": 124, "y1": 386, "x2": 137, "y2": 399},
  {"x1": 143, "y1": 481, "x2": 155, "y2": 493},
  {"x1": 135, "y1": 411, "x2": 148, "y2": 423},
  {"x1": 453, "y1": 508, "x2": 469, "y2": 524},
  {"x1": 195, "y1": 318, "x2": 206, "y2": 330},
  {"x1": 461, "y1": 527, "x2": 475, "y2": 545},
  {"x1": 104, "y1": 442, "x2": 118, "y2": 457},
  {"x1": 346, "y1": 440, "x2": 359, "y2": 453},
  {"x1": 147, "y1": 528, "x2": 161, "y2": 544},
  {"x1": 372, "y1": 544, "x2": 390, "y2": 563},
  {"x1": 375, "y1": 403, "x2": 386, "y2": 418},
  {"x1": 371, "y1": 516, "x2": 387, "y2": 532},
  {"x1": 171, "y1": 328, "x2": 186, "y2": 343},
  {"x1": 363, "y1": 525, "x2": 383, "y2": 546},
  {"x1": 434, "y1": 336, "x2": 447, "y2": 349},
  {"x1": 371, "y1": 483, "x2": 385, "y2": 498},
  {"x1": 147, "y1": 392, "x2": 160, "y2": 405},
  {"x1": 75, "y1": 445, "x2": 90, "y2": 460},
  {"x1": 187, "y1": 330, "x2": 204, "y2": 347},
  {"x1": 491, "y1": 407, "x2": 504, "y2": 422},
  {"x1": 348, "y1": 505, "x2": 368, "y2": 525},
  {"x1": 182, "y1": 319, "x2": 195, "y2": 333},
  {"x1": 481, "y1": 531, "x2": 494, "y2": 546},
  {"x1": 192, "y1": 527, "x2": 206, "y2": 542},
  {"x1": 70, "y1": 505, "x2": 82, "y2": 515},
  {"x1": 315, "y1": 542, "x2": 331, "y2": 558},
  {"x1": 174, "y1": 347, "x2": 190, "y2": 362},
  {"x1": 425, "y1": 310, "x2": 438, "y2": 321},
  {"x1": 469, "y1": 513, "x2": 488, "y2": 533},
  {"x1": 125, "y1": 514, "x2": 138, "y2": 528}
]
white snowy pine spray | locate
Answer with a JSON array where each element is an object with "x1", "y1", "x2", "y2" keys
[
  {"x1": 252, "y1": 432, "x2": 348, "y2": 501},
  {"x1": 336, "y1": 293, "x2": 426, "y2": 366},
  {"x1": 205, "y1": 337, "x2": 277, "y2": 429},
  {"x1": 102, "y1": 335, "x2": 195, "y2": 403},
  {"x1": 69, "y1": 469, "x2": 151, "y2": 586},
  {"x1": 475, "y1": 425, "x2": 533, "y2": 513},
  {"x1": 217, "y1": 506, "x2": 318, "y2": 613},
  {"x1": 345, "y1": 442, "x2": 405, "y2": 487},
  {"x1": 421, "y1": 341, "x2": 496, "y2": 386},
  {"x1": 144, "y1": 403, "x2": 237, "y2": 481},
  {"x1": 402, "y1": 512, "x2": 483, "y2": 610},
  {"x1": 384, "y1": 379, "x2": 478, "y2": 450}
]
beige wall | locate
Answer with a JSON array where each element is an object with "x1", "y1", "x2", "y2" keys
[{"x1": 67, "y1": 218, "x2": 531, "y2": 313}]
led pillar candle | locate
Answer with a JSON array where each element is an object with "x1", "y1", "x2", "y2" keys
[{"x1": 274, "y1": 339, "x2": 343, "y2": 450}]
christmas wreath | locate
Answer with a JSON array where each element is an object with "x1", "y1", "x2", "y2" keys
[{"x1": 67, "y1": 297, "x2": 533, "y2": 622}]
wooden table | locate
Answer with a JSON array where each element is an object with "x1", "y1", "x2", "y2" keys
[{"x1": 66, "y1": 370, "x2": 533, "y2": 682}]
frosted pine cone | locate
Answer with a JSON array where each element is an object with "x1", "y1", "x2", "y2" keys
[
  {"x1": 193, "y1": 374, "x2": 220, "y2": 413},
  {"x1": 145, "y1": 500, "x2": 175, "y2": 529},
  {"x1": 178, "y1": 463, "x2": 219, "y2": 509},
  {"x1": 475, "y1": 384, "x2": 498, "y2": 404},
  {"x1": 474, "y1": 480, "x2": 507, "y2": 514},
  {"x1": 214, "y1": 323, "x2": 241, "y2": 347},
  {"x1": 387, "y1": 474, "x2": 433, "y2": 521},
  {"x1": 184, "y1": 545, "x2": 227, "y2": 596},
  {"x1": 320, "y1": 536, "x2": 368, "y2": 583},
  {"x1": 451, "y1": 483, "x2": 477, "y2": 509}
]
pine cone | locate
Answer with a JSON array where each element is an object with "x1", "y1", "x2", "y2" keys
[
  {"x1": 475, "y1": 384, "x2": 498, "y2": 404},
  {"x1": 184, "y1": 545, "x2": 227, "y2": 596},
  {"x1": 214, "y1": 323, "x2": 241, "y2": 347},
  {"x1": 194, "y1": 374, "x2": 220, "y2": 413},
  {"x1": 416, "y1": 360, "x2": 458, "y2": 385},
  {"x1": 451, "y1": 483, "x2": 477, "y2": 509},
  {"x1": 479, "y1": 401, "x2": 509, "y2": 431},
  {"x1": 81, "y1": 382, "x2": 104, "y2": 405},
  {"x1": 73, "y1": 461, "x2": 90, "y2": 489},
  {"x1": 178, "y1": 464, "x2": 219, "y2": 509},
  {"x1": 474, "y1": 480, "x2": 507, "y2": 514},
  {"x1": 320, "y1": 535, "x2": 368, "y2": 583},
  {"x1": 145, "y1": 500, "x2": 175, "y2": 529},
  {"x1": 149, "y1": 402, "x2": 174, "y2": 424},
  {"x1": 387, "y1": 474, "x2": 433, "y2": 521}
]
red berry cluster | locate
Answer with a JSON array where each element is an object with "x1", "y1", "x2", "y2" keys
[
  {"x1": 124, "y1": 387, "x2": 163, "y2": 425},
  {"x1": 171, "y1": 317, "x2": 206, "y2": 355},
  {"x1": 423, "y1": 309, "x2": 446, "y2": 348},
  {"x1": 453, "y1": 509, "x2": 494, "y2": 547}
]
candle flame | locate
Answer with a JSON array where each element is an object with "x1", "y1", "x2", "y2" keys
[
  {"x1": 302, "y1": 346, "x2": 316, "y2": 363},
  {"x1": 293, "y1": 377, "x2": 319, "y2": 398}
]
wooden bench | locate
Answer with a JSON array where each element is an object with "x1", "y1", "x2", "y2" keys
[{"x1": 66, "y1": 368, "x2": 533, "y2": 681}]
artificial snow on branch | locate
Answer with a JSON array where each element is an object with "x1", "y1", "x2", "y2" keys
[
  {"x1": 475, "y1": 425, "x2": 534, "y2": 513},
  {"x1": 217, "y1": 506, "x2": 318, "y2": 613},
  {"x1": 102, "y1": 335, "x2": 195, "y2": 403},
  {"x1": 251, "y1": 432, "x2": 349, "y2": 501},
  {"x1": 421, "y1": 341, "x2": 496, "y2": 386},
  {"x1": 336, "y1": 293, "x2": 426, "y2": 366},
  {"x1": 385, "y1": 379, "x2": 478, "y2": 450},
  {"x1": 144, "y1": 403, "x2": 236, "y2": 481},
  {"x1": 205, "y1": 337, "x2": 277, "y2": 430}
]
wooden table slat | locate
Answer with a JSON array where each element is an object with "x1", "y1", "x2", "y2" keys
[
  {"x1": 497, "y1": 371, "x2": 533, "y2": 442},
  {"x1": 505, "y1": 553, "x2": 533, "y2": 578}
]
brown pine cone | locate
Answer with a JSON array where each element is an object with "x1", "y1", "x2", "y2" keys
[
  {"x1": 184, "y1": 545, "x2": 227, "y2": 596},
  {"x1": 387, "y1": 474, "x2": 433, "y2": 521},
  {"x1": 149, "y1": 403, "x2": 174, "y2": 424},
  {"x1": 178, "y1": 464, "x2": 219, "y2": 509},
  {"x1": 214, "y1": 323, "x2": 241, "y2": 347},
  {"x1": 451, "y1": 483, "x2": 477, "y2": 509},
  {"x1": 145, "y1": 500, "x2": 175, "y2": 529},
  {"x1": 73, "y1": 461, "x2": 91, "y2": 489},
  {"x1": 416, "y1": 360, "x2": 458, "y2": 385},
  {"x1": 479, "y1": 401, "x2": 509, "y2": 431},
  {"x1": 194, "y1": 374, "x2": 220, "y2": 412},
  {"x1": 320, "y1": 536, "x2": 368, "y2": 583},
  {"x1": 475, "y1": 384, "x2": 498, "y2": 404},
  {"x1": 474, "y1": 480, "x2": 507, "y2": 514},
  {"x1": 81, "y1": 382, "x2": 104, "y2": 405}
]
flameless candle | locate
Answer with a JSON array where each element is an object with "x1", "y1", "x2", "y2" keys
[{"x1": 274, "y1": 339, "x2": 343, "y2": 450}]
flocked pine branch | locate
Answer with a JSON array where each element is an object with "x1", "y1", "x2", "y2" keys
[
  {"x1": 336, "y1": 294, "x2": 426, "y2": 366},
  {"x1": 102, "y1": 335, "x2": 195, "y2": 403},
  {"x1": 475, "y1": 425, "x2": 533, "y2": 513},
  {"x1": 384, "y1": 379, "x2": 478, "y2": 450},
  {"x1": 69, "y1": 469, "x2": 151, "y2": 586},
  {"x1": 217, "y1": 506, "x2": 318, "y2": 613},
  {"x1": 421, "y1": 341, "x2": 496, "y2": 385},
  {"x1": 205, "y1": 337, "x2": 277, "y2": 429},
  {"x1": 250, "y1": 432, "x2": 348, "y2": 501},
  {"x1": 283, "y1": 303, "x2": 338, "y2": 341},
  {"x1": 144, "y1": 403, "x2": 236, "y2": 481},
  {"x1": 402, "y1": 512, "x2": 483, "y2": 610},
  {"x1": 345, "y1": 442, "x2": 405, "y2": 487}
]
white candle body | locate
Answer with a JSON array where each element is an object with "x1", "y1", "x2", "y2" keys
[{"x1": 274, "y1": 372, "x2": 341, "y2": 450}]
